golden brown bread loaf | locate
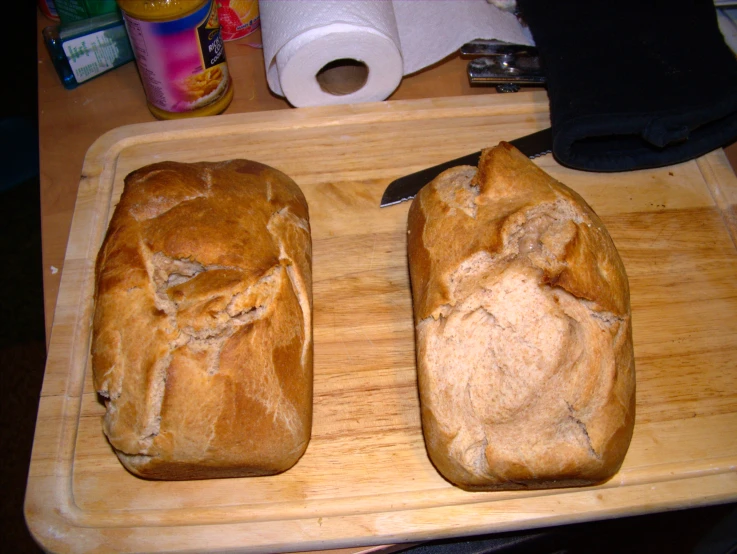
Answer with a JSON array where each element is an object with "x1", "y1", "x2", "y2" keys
[
  {"x1": 91, "y1": 160, "x2": 313, "y2": 480},
  {"x1": 407, "y1": 143, "x2": 635, "y2": 491}
]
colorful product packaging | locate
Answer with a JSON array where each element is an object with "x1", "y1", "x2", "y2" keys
[
  {"x1": 118, "y1": 0, "x2": 233, "y2": 119},
  {"x1": 217, "y1": 0, "x2": 260, "y2": 41}
]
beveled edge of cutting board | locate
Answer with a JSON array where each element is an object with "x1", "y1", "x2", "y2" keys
[{"x1": 24, "y1": 92, "x2": 737, "y2": 553}]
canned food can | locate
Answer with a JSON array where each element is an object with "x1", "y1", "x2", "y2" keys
[{"x1": 217, "y1": 0, "x2": 260, "y2": 41}]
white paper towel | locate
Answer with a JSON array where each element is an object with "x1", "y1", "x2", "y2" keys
[{"x1": 260, "y1": 0, "x2": 532, "y2": 107}]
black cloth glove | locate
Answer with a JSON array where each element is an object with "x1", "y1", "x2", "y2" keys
[{"x1": 516, "y1": 0, "x2": 737, "y2": 171}]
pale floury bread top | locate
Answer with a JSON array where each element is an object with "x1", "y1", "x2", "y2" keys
[
  {"x1": 92, "y1": 160, "x2": 313, "y2": 480},
  {"x1": 408, "y1": 143, "x2": 635, "y2": 490}
]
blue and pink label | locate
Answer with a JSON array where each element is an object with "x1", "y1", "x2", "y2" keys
[{"x1": 123, "y1": 1, "x2": 230, "y2": 113}]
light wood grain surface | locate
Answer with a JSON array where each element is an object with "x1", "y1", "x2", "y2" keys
[{"x1": 25, "y1": 90, "x2": 737, "y2": 553}]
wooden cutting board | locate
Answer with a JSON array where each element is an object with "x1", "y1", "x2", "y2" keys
[{"x1": 25, "y1": 91, "x2": 737, "y2": 553}]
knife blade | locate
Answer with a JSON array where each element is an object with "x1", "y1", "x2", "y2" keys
[{"x1": 380, "y1": 127, "x2": 553, "y2": 207}]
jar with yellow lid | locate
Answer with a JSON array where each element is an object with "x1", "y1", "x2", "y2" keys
[{"x1": 117, "y1": 0, "x2": 233, "y2": 119}]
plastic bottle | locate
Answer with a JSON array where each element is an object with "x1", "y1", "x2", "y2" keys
[{"x1": 116, "y1": 0, "x2": 233, "y2": 119}]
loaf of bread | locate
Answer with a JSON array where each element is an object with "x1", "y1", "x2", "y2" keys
[
  {"x1": 91, "y1": 160, "x2": 313, "y2": 480},
  {"x1": 407, "y1": 143, "x2": 635, "y2": 490}
]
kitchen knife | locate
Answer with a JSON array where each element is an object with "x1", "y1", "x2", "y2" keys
[{"x1": 380, "y1": 127, "x2": 553, "y2": 207}]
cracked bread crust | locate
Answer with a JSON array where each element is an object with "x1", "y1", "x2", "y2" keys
[
  {"x1": 407, "y1": 143, "x2": 635, "y2": 491},
  {"x1": 91, "y1": 160, "x2": 312, "y2": 480}
]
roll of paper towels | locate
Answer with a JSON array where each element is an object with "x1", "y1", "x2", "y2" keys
[{"x1": 260, "y1": 0, "x2": 532, "y2": 107}]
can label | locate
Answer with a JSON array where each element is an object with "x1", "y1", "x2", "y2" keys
[
  {"x1": 123, "y1": 1, "x2": 231, "y2": 113},
  {"x1": 217, "y1": 0, "x2": 260, "y2": 41}
]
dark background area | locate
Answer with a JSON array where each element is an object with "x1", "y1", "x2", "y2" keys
[
  {"x1": 1, "y1": 1, "x2": 47, "y2": 553},
  {"x1": 1, "y1": 2, "x2": 736, "y2": 554}
]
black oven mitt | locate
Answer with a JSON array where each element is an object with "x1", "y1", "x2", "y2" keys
[{"x1": 516, "y1": 0, "x2": 737, "y2": 171}]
